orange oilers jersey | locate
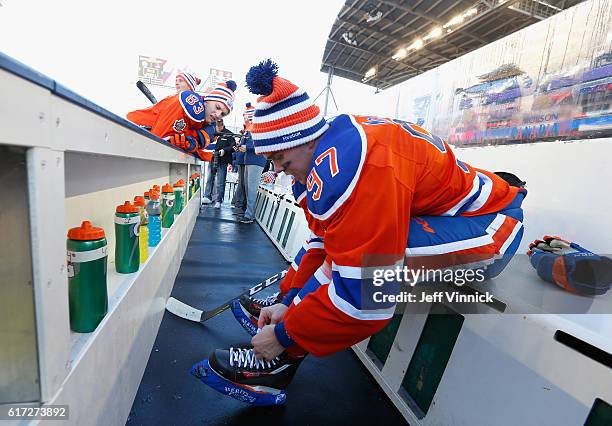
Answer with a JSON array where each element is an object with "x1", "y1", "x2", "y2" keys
[
  {"x1": 282, "y1": 115, "x2": 519, "y2": 295},
  {"x1": 278, "y1": 182, "x2": 327, "y2": 296},
  {"x1": 126, "y1": 91, "x2": 207, "y2": 139},
  {"x1": 127, "y1": 91, "x2": 214, "y2": 160},
  {"x1": 306, "y1": 115, "x2": 518, "y2": 224},
  {"x1": 281, "y1": 114, "x2": 520, "y2": 355}
]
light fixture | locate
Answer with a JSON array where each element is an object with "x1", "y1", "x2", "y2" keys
[
  {"x1": 444, "y1": 7, "x2": 479, "y2": 29},
  {"x1": 391, "y1": 5, "x2": 480, "y2": 64},
  {"x1": 342, "y1": 31, "x2": 358, "y2": 46},
  {"x1": 392, "y1": 48, "x2": 407, "y2": 61},
  {"x1": 444, "y1": 14, "x2": 464, "y2": 28},
  {"x1": 408, "y1": 39, "x2": 423, "y2": 51},
  {"x1": 363, "y1": 2, "x2": 382, "y2": 23},
  {"x1": 362, "y1": 66, "x2": 377, "y2": 82},
  {"x1": 423, "y1": 27, "x2": 443, "y2": 41},
  {"x1": 366, "y1": 10, "x2": 382, "y2": 23}
]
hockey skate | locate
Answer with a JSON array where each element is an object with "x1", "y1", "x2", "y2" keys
[
  {"x1": 231, "y1": 292, "x2": 282, "y2": 336},
  {"x1": 191, "y1": 347, "x2": 303, "y2": 406}
]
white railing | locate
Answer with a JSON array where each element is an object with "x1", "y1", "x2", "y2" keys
[{"x1": 255, "y1": 186, "x2": 309, "y2": 262}]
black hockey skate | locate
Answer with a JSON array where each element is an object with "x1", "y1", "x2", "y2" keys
[
  {"x1": 231, "y1": 292, "x2": 283, "y2": 336},
  {"x1": 192, "y1": 347, "x2": 304, "y2": 406}
]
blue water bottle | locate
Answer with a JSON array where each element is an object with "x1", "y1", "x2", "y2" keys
[{"x1": 146, "y1": 192, "x2": 162, "y2": 247}]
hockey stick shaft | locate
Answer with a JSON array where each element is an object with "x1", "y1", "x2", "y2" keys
[
  {"x1": 136, "y1": 80, "x2": 158, "y2": 104},
  {"x1": 166, "y1": 269, "x2": 288, "y2": 323},
  {"x1": 202, "y1": 269, "x2": 287, "y2": 321}
]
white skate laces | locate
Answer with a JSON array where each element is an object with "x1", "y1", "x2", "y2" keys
[
  {"x1": 253, "y1": 292, "x2": 280, "y2": 306},
  {"x1": 229, "y1": 347, "x2": 279, "y2": 370}
]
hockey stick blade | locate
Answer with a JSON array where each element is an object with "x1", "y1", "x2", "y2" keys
[
  {"x1": 166, "y1": 297, "x2": 205, "y2": 323},
  {"x1": 136, "y1": 80, "x2": 158, "y2": 104},
  {"x1": 165, "y1": 269, "x2": 288, "y2": 324}
]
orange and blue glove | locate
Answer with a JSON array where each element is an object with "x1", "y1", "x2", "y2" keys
[
  {"x1": 168, "y1": 133, "x2": 197, "y2": 152},
  {"x1": 528, "y1": 236, "x2": 612, "y2": 295}
]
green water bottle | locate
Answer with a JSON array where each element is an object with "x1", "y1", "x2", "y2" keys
[
  {"x1": 161, "y1": 184, "x2": 175, "y2": 228},
  {"x1": 173, "y1": 180, "x2": 185, "y2": 215},
  {"x1": 67, "y1": 221, "x2": 108, "y2": 333},
  {"x1": 115, "y1": 201, "x2": 140, "y2": 273}
]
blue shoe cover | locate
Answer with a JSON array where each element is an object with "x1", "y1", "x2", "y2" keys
[
  {"x1": 230, "y1": 299, "x2": 258, "y2": 336},
  {"x1": 191, "y1": 359, "x2": 287, "y2": 406}
]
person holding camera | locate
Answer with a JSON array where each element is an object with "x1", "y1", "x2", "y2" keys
[{"x1": 203, "y1": 119, "x2": 237, "y2": 208}]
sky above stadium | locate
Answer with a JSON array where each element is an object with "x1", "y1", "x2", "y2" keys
[{"x1": 0, "y1": 0, "x2": 398, "y2": 128}]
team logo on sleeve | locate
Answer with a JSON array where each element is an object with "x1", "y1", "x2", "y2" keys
[{"x1": 173, "y1": 119, "x2": 186, "y2": 132}]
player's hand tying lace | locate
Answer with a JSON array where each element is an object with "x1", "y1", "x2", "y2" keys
[
  {"x1": 258, "y1": 303, "x2": 288, "y2": 329},
  {"x1": 252, "y1": 324, "x2": 285, "y2": 361}
]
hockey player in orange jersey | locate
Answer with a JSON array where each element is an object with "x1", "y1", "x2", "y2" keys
[
  {"x1": 192, "y1": 60, "x2": 527, "y2": 406},
  {"x1": 174, "y1": 71, "x2": 201, "y2": 93},
  {"x1": 126, "y1": 76, "x2": 237, "y2": 161}
]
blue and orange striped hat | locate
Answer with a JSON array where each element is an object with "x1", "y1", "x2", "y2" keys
[
  {"x1": 176, "y1": 72, "x2": 201, "y2": 91},
  {"x1": 245, "y1": 59, "x2": 329, "y2": 154},
  {"x1": 204, "y1": 80, "x2": 237, "y2": 114}
]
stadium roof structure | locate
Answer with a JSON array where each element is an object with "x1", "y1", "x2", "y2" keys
[{"x1": 321, "y1": 0, "x2": 585, "y2": 89}]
